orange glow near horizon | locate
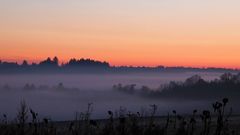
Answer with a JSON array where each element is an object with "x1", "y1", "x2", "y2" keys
[{"x1": 1, "y1": 0, "x2": 240, "y2": 69}]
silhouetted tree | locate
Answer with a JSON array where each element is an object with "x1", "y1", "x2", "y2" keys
[
  {"x1": 53, "y1": 56, "x2": 59, "y2": 66},
  {"x1": 22, "y1": 60, "x2": 28, "y2": 66}
]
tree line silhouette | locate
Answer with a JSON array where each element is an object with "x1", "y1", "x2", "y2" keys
[
  {"x1": 0, "y1": 57, "x2": 110, "y2": 73},
  {"x1": 113, "y1": 73, "x2": 240, "y2": 100},
  {"x1": 0, "y1": 82, "x2": 78, "y2": 91},
  {"x1": 0, "y1": 57, "x2": 239, "y2": 74}
]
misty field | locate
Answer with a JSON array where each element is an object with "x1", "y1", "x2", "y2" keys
[
  {"x1": 0, "y1": 72, "x2": 226, "y2": 120},
  {"x1": 0, "y1": 72, "x2": 240, "y2": 135}
]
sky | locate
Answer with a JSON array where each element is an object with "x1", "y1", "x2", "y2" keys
[{"x1": 1, "y1": 0, "x2": 240, "y2": 68}]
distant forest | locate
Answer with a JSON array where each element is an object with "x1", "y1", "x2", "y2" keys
[
  {"x1": 113, "y1": 73, "x2": 240, "y2": 100},
  {"x1": 0, "y1": 57, "x2": 239, "y2": 74}
]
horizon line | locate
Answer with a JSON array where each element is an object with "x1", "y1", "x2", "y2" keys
[{"x1": 0, "y1": 57, "x2": 239, "y2": 70}]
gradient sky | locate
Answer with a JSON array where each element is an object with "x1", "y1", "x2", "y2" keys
[{"x1": 1, "y1": 0, "x2": 240, "y2": 68}]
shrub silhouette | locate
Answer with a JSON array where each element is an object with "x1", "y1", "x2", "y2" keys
[{"x1": 0, "y1": 98, "x2": 237, "y2": 135}]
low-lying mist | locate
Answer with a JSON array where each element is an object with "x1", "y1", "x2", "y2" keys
[
  {"x1": 0, "y1": 72, "x2": 237, "y2": 121},
  {"x1": 0, "y1": 72, "x2": 220, "y2": 90}
]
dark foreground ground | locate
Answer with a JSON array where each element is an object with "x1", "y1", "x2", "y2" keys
[
  {"x1": 1, "y1": 114, "x2": 239, "y2": 135},
  {"x1": 52, "y1": 115, "x2": 240, "y2": 135},
  {"x1": 0, "y1": 98, "x2": 239, "y2": 135}
]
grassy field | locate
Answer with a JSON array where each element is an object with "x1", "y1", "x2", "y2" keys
[{"x1": 0, "y1": 98, "x2": 239, "y2": 135}]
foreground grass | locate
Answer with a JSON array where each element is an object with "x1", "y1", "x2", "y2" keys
[{"x1": 0, "y1": 98, "x2": 239, "y2": 135}]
